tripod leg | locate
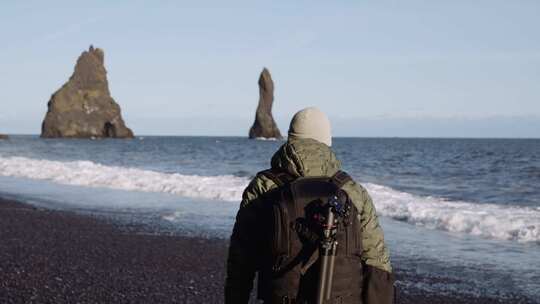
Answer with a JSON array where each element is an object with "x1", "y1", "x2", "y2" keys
[
  {"x1": 317, "y1": 253, "x2": 329, "y2": 304},
  {"x1": 317, "y1": 208, "x2": 336, "y2": 304},
  {"x1": 325, "y1": 250, "x2": 336, "y2": 300}
]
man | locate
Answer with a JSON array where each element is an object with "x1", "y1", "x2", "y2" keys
[{"x1": 226, "y1": 107, "x2": 394, "y2": 304}]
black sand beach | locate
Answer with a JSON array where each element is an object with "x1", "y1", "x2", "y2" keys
[{"x1": 0, "y1": 198, "x2": 536, "y2": 304}]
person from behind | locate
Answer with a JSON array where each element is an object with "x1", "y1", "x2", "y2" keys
[{"x1": 226, "y1": 107, "x2": 395, "y2": 304}]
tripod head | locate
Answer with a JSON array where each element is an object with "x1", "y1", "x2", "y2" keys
[
  {"x1": 327, "y1": 194, "x2": 351, "y2": 219},
  {"x1": 315, "y1": 192, "x2": 351, "y2": 233}
]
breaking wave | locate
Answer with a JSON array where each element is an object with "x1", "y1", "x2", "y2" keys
[
  {"x1": 0, "y1": 155, "x2": 538, "y2": 243},
  {"x1": 366, "y1": 183, "x2": 539, "y2": 243},
  {"x1": 0, "y1": 156, "x2": 247, "y2": 202}
]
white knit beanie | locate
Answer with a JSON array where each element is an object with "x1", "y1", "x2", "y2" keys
[{"x1": 288, "y1": 107, "x2": 332, "y2": 147}]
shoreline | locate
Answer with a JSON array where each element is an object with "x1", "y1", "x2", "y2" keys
[{"x1": 0, "y1": 197, "x2": 536, "y2": 304}]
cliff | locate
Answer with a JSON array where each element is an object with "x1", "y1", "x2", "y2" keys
[
  {"x1": 248, "y1": 68, "x2": 282, "y2": 139},
  {"x1": 41, "y1": 46, "x2": 133, "y2": 138}
]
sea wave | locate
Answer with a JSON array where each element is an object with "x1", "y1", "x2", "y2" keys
[
  {"x1": 367, "y1": 183, "x2": 539, "y2": 243},
  {"x1": 0, "y1": 155, "x2": 538, "y2": 243},
  {"x1": 0, "y1": 156, "x2": 247, "y2": 202}
]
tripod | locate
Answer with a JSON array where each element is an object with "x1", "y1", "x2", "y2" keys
[{"x1": 316, "y1": 195, "x2": 350, "y2": 304}]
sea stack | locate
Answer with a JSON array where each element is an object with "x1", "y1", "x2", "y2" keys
[
  {"x1": 248, "y1": 68, "x2": 282, "y2": 139},
  {"x1": 0, "y1": 134, "x2": 8, "y2": 140},
  {"x1": 41, "y1": 45, "x2": 133, "y2": 139}
]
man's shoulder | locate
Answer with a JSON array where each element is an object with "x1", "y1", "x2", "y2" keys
[
  {"x1": 240, "y1": 171, "x2": 279, "y2": 208},
  {"x1": 241, "y1": 169, "x2": 371, "y2": 209},
  {"x1": 340, "y1": 174, "x2": 371, "y2": 211}
]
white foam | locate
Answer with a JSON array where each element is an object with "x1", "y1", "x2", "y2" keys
[
  {"x1": 366, "y1": 183, "x2": 540, "y2": 243},
  {"x1": 1, "y1": 155, "x2": 539, "y2": 243},
  {"x1": 0, "y1": 156, "x2": 248, "y2": 202}
]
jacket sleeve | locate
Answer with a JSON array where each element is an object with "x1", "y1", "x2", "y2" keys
[
  {"x1": 225, "y1": 175, "x2": 277, "y2": 304},
  {"x1": 363, "y1": 264, "x2": 396, "y2": 304},
  {"x1": 343, "y1": 181, "x2": 395, "y2": 304},
  {"x1": 359, "y1": 191, "x2": 392, "y2": 272},
  {"x1": 224, "y1": 202, "x2": 258, "y2": 304}
]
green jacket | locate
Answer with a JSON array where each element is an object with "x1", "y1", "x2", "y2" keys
[{"x1": 226, "y1": 138, "x2": 393, "y2": 303}]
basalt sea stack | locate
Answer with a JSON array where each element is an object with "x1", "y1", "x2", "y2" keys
[
  {"x1": 248, "y1": 68, "x2": 282, "y2": 139},
  {"x1": 41, "y1": 46, "x2": 133, "y2": 138}
]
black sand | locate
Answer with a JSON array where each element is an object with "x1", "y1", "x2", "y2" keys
[{"x1": 0, "y1": 198, "x2": 536, "y2": 304}]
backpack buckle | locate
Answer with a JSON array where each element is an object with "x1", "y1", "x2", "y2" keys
[
  {"x1": 272, "y1": 254, "x2": 287, "y2": 272},
  {"x1": 281, "y1": 296, "x2": 297, "y2": 304}
]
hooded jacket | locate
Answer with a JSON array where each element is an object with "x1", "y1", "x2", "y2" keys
[{"x1": 226, "y1": 138, "x2": 394, "y2": 304}]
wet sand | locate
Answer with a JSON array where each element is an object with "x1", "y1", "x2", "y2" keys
[{"x1": 0, "y1": 198, "x2": 535, "y2": 304}]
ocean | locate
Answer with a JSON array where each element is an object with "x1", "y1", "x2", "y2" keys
[{"x1": 1, "y1": 136, "x2": 539, "y2": 300}]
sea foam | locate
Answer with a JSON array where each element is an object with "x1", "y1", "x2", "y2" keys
[
  {"x1": 0, "y1": 156, "x2": 246, "y2": 202},
  {"x1": 0, "y1": 155, "x2": 538, "y2": 243},
  {"x1": 367, "y1": 183, "x2": 540, "y2": 243}
]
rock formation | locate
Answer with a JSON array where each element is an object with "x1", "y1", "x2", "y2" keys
[
  {"x1": 0, "y1": 134, "x2": 8, "y2": 140},
  {"x1": 248, "y1": 68, "x2": 282, "y2": 139},
  {"x1": 41, "y1": 45, "x2": 133, "y2": 139}
]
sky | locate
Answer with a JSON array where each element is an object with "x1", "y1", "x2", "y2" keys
[{"x1": 1, "y1": 0, "x2": 539, "y2": 137}]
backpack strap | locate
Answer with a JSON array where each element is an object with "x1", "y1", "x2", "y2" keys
[
  {"x1": 331, "y1": 170, "x2": 358, "y2": 255},
  {"x1": 258, "y1": 169, "x2": 295, "y2": 187},
  {"x1": 258, "y1": 169, "x2": 296, "y2": 262},
  {"x1": 331, "y1": 170, "x2": 353, "y2": 188},
  {"x1": 260, "y1": 169, "x2": 351, "y2": 188}
]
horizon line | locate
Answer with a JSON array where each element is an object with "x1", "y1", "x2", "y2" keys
[{"x1": 3, "y1": 133, "x2": 539, "y2": 140}]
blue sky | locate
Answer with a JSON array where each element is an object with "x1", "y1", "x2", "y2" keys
[{"x1": 1, "y1": 0, "x2": 539, "y2": 137}]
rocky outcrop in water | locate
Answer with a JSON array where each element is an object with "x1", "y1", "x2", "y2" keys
[
  {"x1": 248, "y1": 68, "x2": 282, "y2": 139},
  {"x1": 0, "y1": 134, "x2": 8, "y2": 140},
  {"x1": 41, "y1": 46, "x2": 133, "y2": 139}
]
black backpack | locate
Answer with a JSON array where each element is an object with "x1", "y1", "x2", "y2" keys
[{"x1": 255, "y1": 170, "x2": 364, "y2": 304}]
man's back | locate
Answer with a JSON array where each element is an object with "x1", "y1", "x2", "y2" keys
[{"x1": 226, "y1": 137, "x2": 394, "y2": 304}]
